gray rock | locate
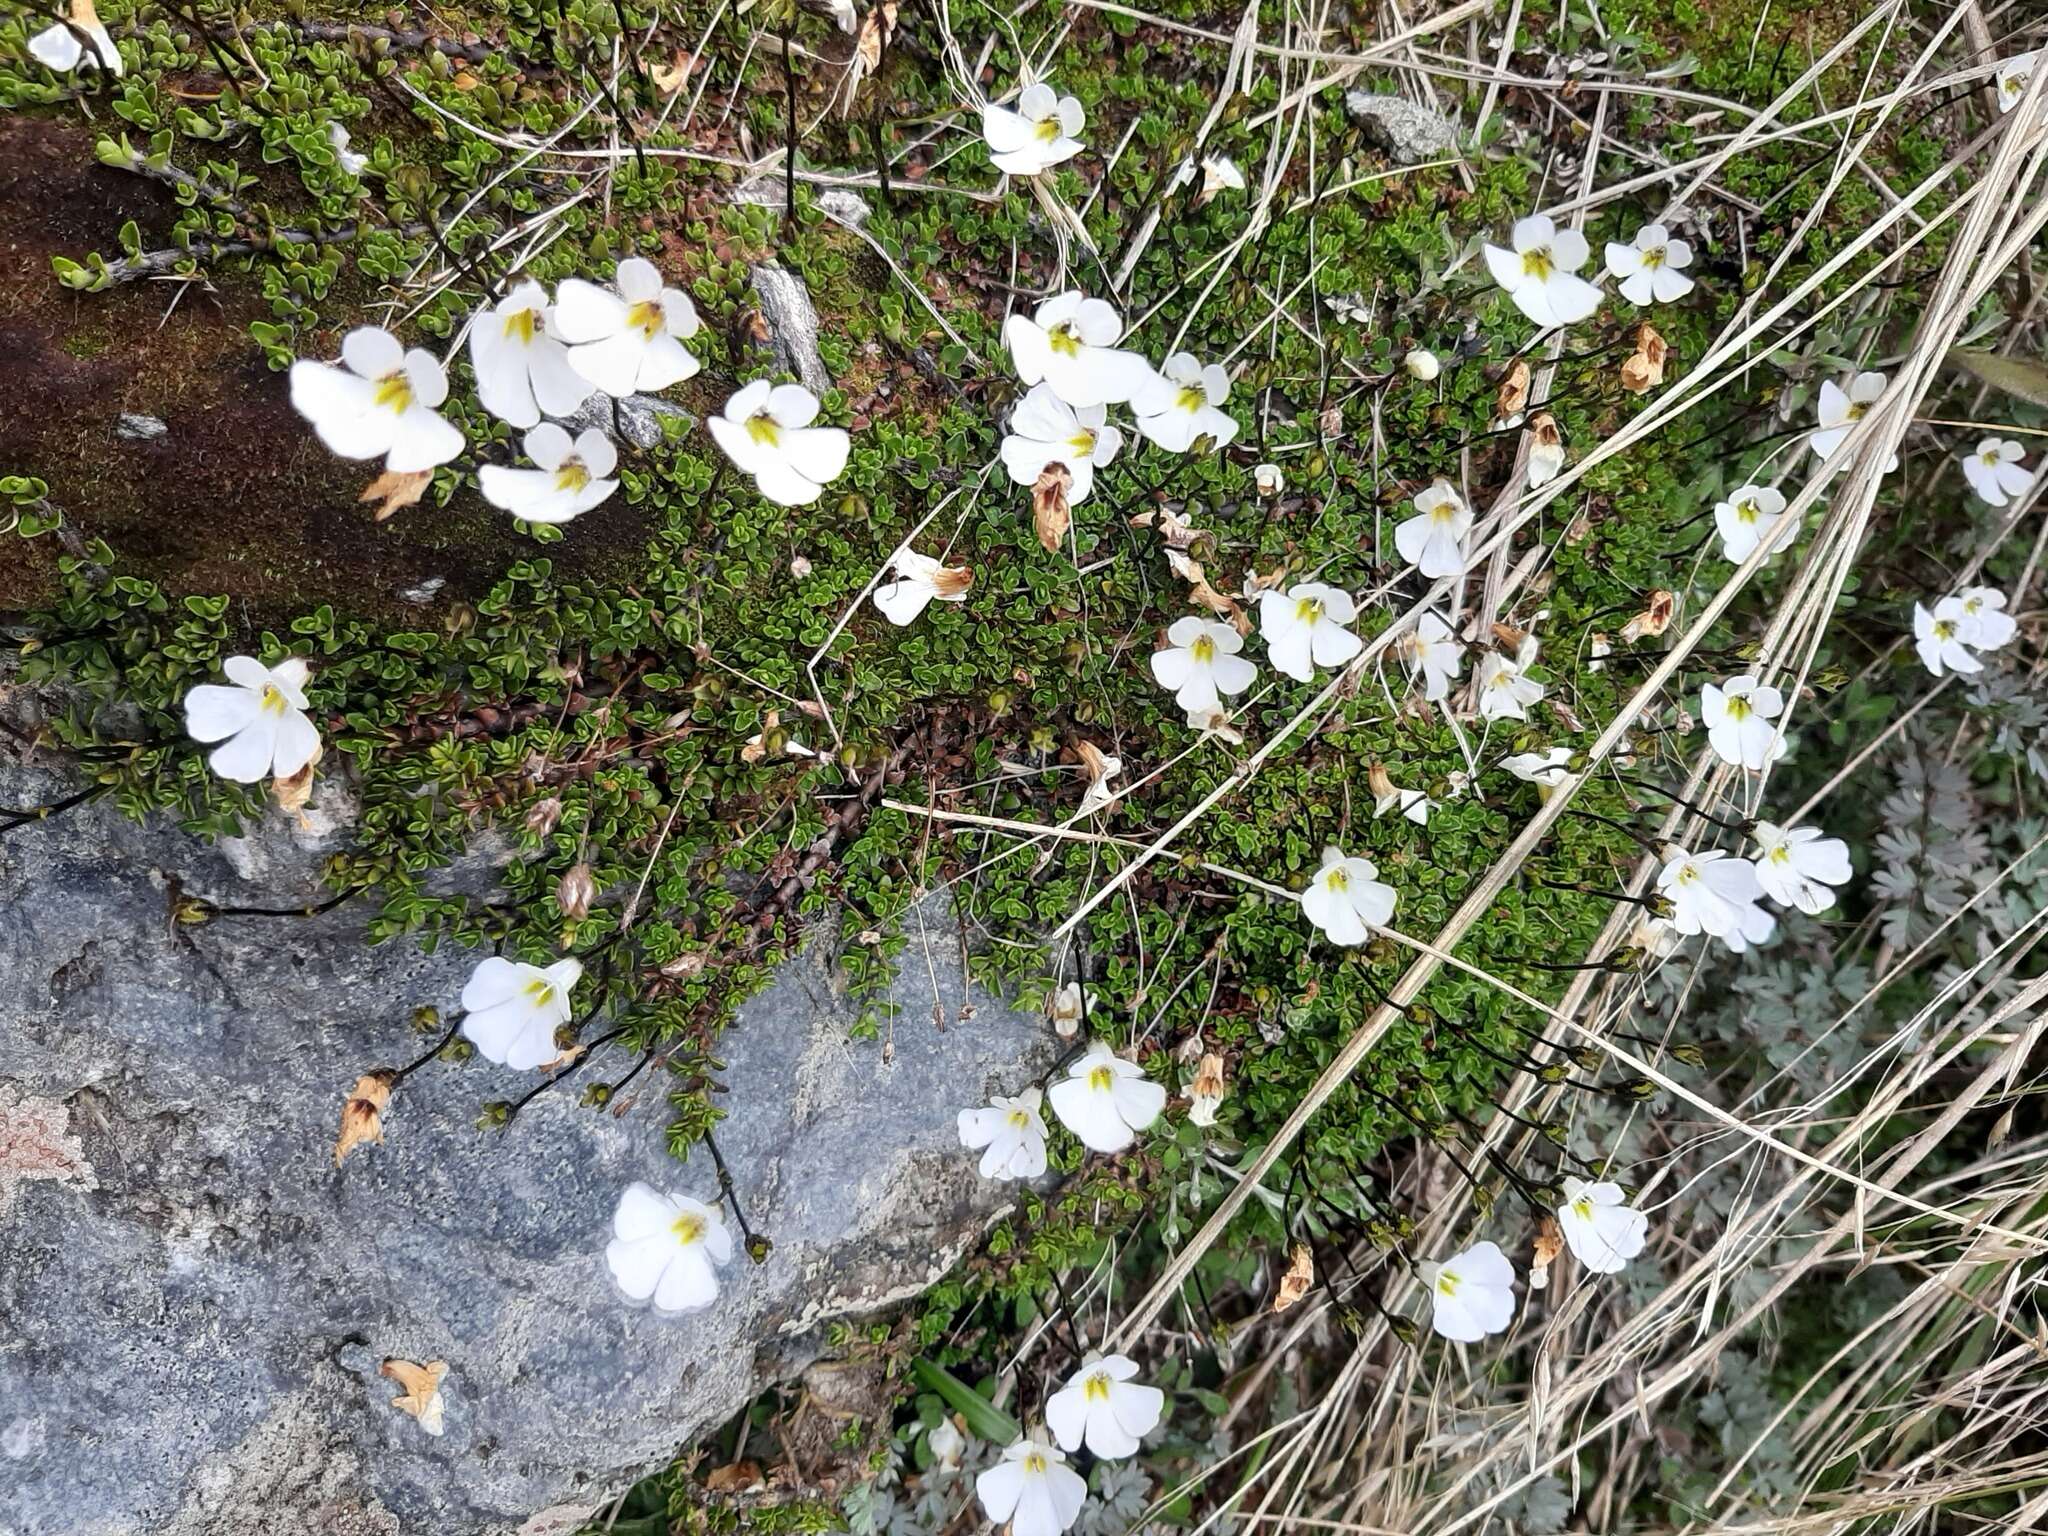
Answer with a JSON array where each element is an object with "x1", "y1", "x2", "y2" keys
[
  {"x1": 556, "y1": 393, "x2": 693, "y2": 452},
  {"x1": 0, "y1": 754, "x2": 1054, "y2": 1535},
  {"x1": 116, "y1": 412, "x2": 170, "y2": 442},
  {"x1": 816, "y1": 188, "x2": 871, "y2": 229},
  {"x1": 751, "y1": 263, "x2": 832, "y2": 395},
  {"x1": 396, "y1": 576, "x2": 446, "y2": 606},
  {"x1": 1342, "y1": 91, "x2": 1461, "y2": 165}
]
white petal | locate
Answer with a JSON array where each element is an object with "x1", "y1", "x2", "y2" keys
[
  {"x1": 550, "y1": 279, "x2": 629, "y2": 344},
  {"x1": 184, "y1": 683, "x2": 261, "y2": 743},
  {"x1": 208, "y1": 719, "x2": 279, "y2": 783},
  {"x1": 342, "y1": 327, "x2": 404, "y2": 380}
]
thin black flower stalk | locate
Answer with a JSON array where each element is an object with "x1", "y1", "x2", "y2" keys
[
  {"x1": 1564, "y1": 804, "x2": 1672, "y2": 858},
  {"x1": 702, "y1": 1128, "x2": 768, "y2": 1261},
  {"x1": 0, "y1": 781, "x2": 109, "y2": 836},
  {"x1": 1614, "y1": 775, "x2": 1751, "y2": 835},
  {"x1": 495, "y1": 1023, "x2": 631, "y2": 1127},
  {"x1": 607, "y1": 0, "x2": 651, "y2": 101},
  {"x1": 1044, "y1": 1267, "x2": 1096, "y2": 1366},
  {"x1": 583, "y1": 1046, "x2": 657, "y2": 1108},
  {"x1": 182, "y1": 883, "x2": 368, "y2": 921},
  {"x1": 782, "y1": 15, "x2": 800, "y2": 239},
  {"x1": 1440, "y1": 1106, "x2": 1565, "y2": 1213},
  {"x1": 1535, "y1": 875, "x2": 1665, "y2": 914},
  {"x1": 392, "y1": 1006, "x2": 468, "y2": 1085}
]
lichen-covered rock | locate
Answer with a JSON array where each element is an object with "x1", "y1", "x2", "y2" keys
[
  {"x1": 751, "y1": 263, "x2": 833, "y2": 396},
  {"x1": 0, "y1": 761, "x2": 1052, "y2": 1535},
  {"x1": 1342, "y1": 91, "x2": 1461, "y2": 165}
]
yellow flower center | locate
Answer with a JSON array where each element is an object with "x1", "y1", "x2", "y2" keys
[
  {"x1": 1083, "y1": 1372, "x2": 1112, "y2": 1403},
  {"x1": 1768, "y1": 845, "x2": 1791, "y2": 865},
  {"x1": 1006, "y1": 1108, "x2": 1032, "y2": 1130},
  {"x1": 259, "y1": 684, "x2": 289, "y2": 715},
  {"x1": 1640, "y1": 246, "x2": 1665, "y2": 269},
  {"x1": 1087, "y1": 1065, "x2": 1115, "y2": 1092},
  {"x1": 1067, "y1": 429, "x2": 1097, "y2": 456},
  {"x1": 1736, "y1": 498, "x2": 1760, "y2": 525},
  {"x1": 1430, "y1": 501, "x2": 1459, "y2": 525},
  {"x1": 1035, "y1": 116, "x2": 1062, "y2": 143},
  {"x1": 1048, "y1": 323, "x2": 1082, "y2": 357},
  {"x1": 373, "y1": 373, "x2": 414, "y2": 413},
  {"x1": 522, "y1": 978, "x2": 556, "y2": 1005},
  {"x1": 627, "y1": 298, "x2": 665, "y2": 338},
  {"x1": 553, "y1": 462, "x2": 591, "y2": 494},
  {"x1": 1325, "y1": 867, "x2": 1349, "y2": 891},
  {"x1": 1933, "y1": 619, "x2": 1957, "y2": 642},
  {"x1": 1571, "y1": 1197, "x2": 1594, "y2": 1220},
  {"x1": 1520, "y1": 247, "x2": 1554, "y2": 280},
  {"x1": 504, "y1": 308, "x2": 539, "y2": 343},
  {"x1": 1023, "y1": 1452, "x2": 1048, "y2": 1475},
  {"x1": 1189, "y1": 634, "x2": 1216, "y2": 664},
  {"x1": 746, "y1": 413, "x2": 782, "y2": 447},
  {"x1": 671, "y1": 1211, "x2": 705, "y2": 1245},
  {"x1": 1981, "y1": 450, "x2": 2001, "y2": 466},
  {"x1": 1723, "y1": 696, "x2": 1751, "y2": 721},
  {"x1": 1435, "y1": 1269, "x2": 1460, "y2": 1297},
  {"x1": 1176, "y1": 385, "x2": 1207, "y2": 413},
  {"x1": 1845, "y1": 401, "x2": 1866, "y2": 422},
  {"x1": 1294, "y1": 598, "x2": 1323, "y2": 625},
  {"x1": 1675, "y1": 862, "x2": 1700, "y2": 886}
]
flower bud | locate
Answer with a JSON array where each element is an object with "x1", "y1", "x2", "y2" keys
[
  {"x1": 555, "y1": 862, "x2": 596, "y2": 921},
  {"x1": 1253, "y1": 462, "x2": 1284, "y2": 496},
  {"x1": 525, "y1": 796, "x2": 564, "y2": 838},
  {"x1": 476, "y1": 1100, "x2": 511, "y2": 1130},
  {"x1": 412, "y1": 1004, "x2": 441, "y2": 1032},
  {"x1": 1403, "y1": 347, "x2": 1440, "y2": 381}
]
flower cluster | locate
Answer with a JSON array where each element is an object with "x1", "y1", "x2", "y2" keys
[
  {"x1": 974, "y1": 1353, "x2": 1167, "y2": 1536},
  {"x1": 959, "y1": 1040, "x2": 1166, "y2": 1181},
  {"x1": 1657, "y1": 818, "x2": 1851, "y2": 954},
  {"x1": 1485, "y1": 215, "x2": 1698, "y2": 330},
  {"x1": 1422, "y1": 1176, "x2": 1651, "y2": 1342},
  {"x1": 1914, "y1": 585, "x2": 2018, "y2": 677}
]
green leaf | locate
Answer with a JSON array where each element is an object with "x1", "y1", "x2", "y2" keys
[
  {"x1": 1947, "y1": 349, "x2": 2048, "y2": 410},
  {"x1": 908, "y1": 1359, "x2": 1021, "y2": 1445}
]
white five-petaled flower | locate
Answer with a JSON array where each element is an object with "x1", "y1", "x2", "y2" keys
[
  {"x1": 1657, "y1": 847, "x2": 1770, "y2": 945},
  {"x1": 873, "y1": 544, "x2": 972, "y2": 627},
  {"x1": 1395, "y1": 479, "x2": 1472, "y2": 579},
  {"x1": 1133, "y1": 352, "x2": 1240, "y2": 453},
  {"x1": 1048, "y1": 1040, "x2": 1166, "y2": 1154},
  {"x1": 1961, "y1": 438, "x2": 2032, "y2": 506},
  {"x1": 1419, "y1": 1240, "x2": 1517, "y2": 1343},
  {"x1": 1398, "y1": 613, "x2": 1465, "y2": 703},
  {"x1": 1750, "y1": 821, "x2": 1852, "y2": 914},
  {"x1": 1503, "y1": 747, "x2": 1573, "y2": 787},
  {"x1": 1555, "y1": 1178, "x2": 1650, "y2": 1275},
  {"x1": 468, "y1": 279, "x2": 593, "y2": 428},
  {"x1": 1809, "y1": 371, "x2": 1898, "y2": 471},
  {"x1": 1605, "y1": 222, "x2": 1696, "y2": 306},
  {"x1": 1997, "y1": 52, "x2": 2038, "y2": 114},
  {"x1": 288, "y1": 326, "x2": 464, "y2": 472},
  {"x1": 1045, "y1": 1354, "x2": 1165, "y2": 1459},
  {"x1": 707, "y1": 381, "x2": 850, "y2": 506},
  {"x1": 604, "y1": 1182, "x2": 733, "y2": 1315},
  {"x1": 480, "y1": 423, "x2": 619, "y2": 524},
  {"x1": 957, "y1": 1088, "x2": 1049, "y2": 1182},
  {"x1": 1000, "y1": 384, "x2": 1123, "y2": 504},
  {"x1": 981, "y1": 82, "x2": 1086, "y2": 177},
  {"x1": 551, "y1": 257, "x2": 701, "y2": 397},
  {"x1": 1047, "y1": 980, "x2": 1094, "y2": 1040},
  {"x1": 1258, "y1": 582, "x2": 1363, "y2": 682},
  {"x1": 28, "y1": 0, "x2": 121, "y2": 75},
  {"x1": 1914, "y1": 597, "x2": 1984, "y2": 677},
  {"x1": 1300, "y1": 846, "x2": 1397, "y2": 946},
  {"x1": 1476, "y1": 637, "x2": 1546, "y2": 722},
  {"x1": 975, "y1": 1437, "x2": 1088, "y2": 1536},
  {"x1": 1484, "y1": 214, "x2": 1603, "y2": 328},
  {"x1": 183, "y1": 655, "x2": 321, "y2": 783},
  {"x1": 1150, "y1": 615, "x2": 1257, "y2": 714},
  {"x1": 1957, "y1": 586, "x2": 2018, "y2": 650},
  {"x1": 1002, "y1": 292, "x2": 1156, "y2": 409},
  {"x1": 459, "y1": 955, "x2": 584, "y2": 1069},
  {"x1": 1714, "y1": 483, "x2": 1798, "y2": 564},
  {"x1": 1701, "y1": 675, "x2": 1788, "y2": 771}
]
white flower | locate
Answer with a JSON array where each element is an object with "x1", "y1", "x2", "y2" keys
[
  {"x1": 1809, "y1": 371, "x2": 1898, "y2": 471},
  {"x1": 1419, "y1": 1240, "x2": 1517, "y2": 1343},
  {"x1": 1403, "y1": 347, "x2": 1441, "y2": 382},
  {"x1": 327, "y1": 121, "x2": 368, "y2": 177},
  {"x1": 1503, "y1": 747, "x2": 1573, "y2": 787},
  {"x1": 551, "y1": 257, "x2": 701, "y2": 397},
  {"x1": 1997, "y1": 52, "x2": 2038, "y2": 114},
  {"x1": 1394, "y1": 478, "x2": 1471, "y2": 579},
  {"x1": 1133, "y1": 352, "x2": 1240, "y2": 453},
  {"x1": 480, "y1": 424, "x2": 618, "y2": 524},
  {"x1": 1398, "y1": 612, "x2": 1465, "y2": 703},
  {"x1": 183, "y1": 655, "x2": 321, "y2": 783},
  {"x1": 975, "y1": 1437, "x2": 1088, "y2": 1536},
  {"x1": 1957, "y1": 586, "x2": 2018, "y2": 650},
  {"x1": 1184, "y1": 704, "x2": 1245, "y2": 743},
  {"x1": 604, "y1": 1181, "x2": 733, "y2": 1315},
  {"x1": 1701, "y1": 675, "x2": 1788, "y2": 771},
  {"x1": 1961, "y1": 438, "x2": 2032, "y2": 506},
  {"x1": 1150, "y1": 616, "x2": 1257, "y2": 714},
  {"x1": 1000, "y1": 384, "x2": 1122, "y2": 504},
  {"x1": 1044, "y1": 1355, "x2": 1164, "y2": 1459},
  {"x1": 1526, "y1": 417, "x2": 1565, "y2": 487},
  {"x1": 460, "y1": 955, "x2": 584, "y2": 1070},
  {"x1": 1658, "y1": 847, "x2": 1768, "y2": 942},
  {"x1": 1555, "y1": 1178, "x2": 1649, "y2": 1275},
  {"x1": 1714, "y1": 483, "x2": 1798, "y2": 564},
  {"x1": 1750, "y1": 821, "x2": 1851, "y2": 914},
  {"x1": 1198, "y1": 155, "x2": 1245, "y2": 202},
  {"x1": 1476, "y1": 637, "x2": 1545, "y2": 722},
  {"x1": 873, "y1": 545, "x2": 972, "y2": 626},
  {"x1": 28, "y1": 1, "x2": 121, "y2": 75},
  {"x1": 1914, "y1": 598, "x2": 1983, "y2": 677},
  {"x1": 1718, "y1": 897, "x2": 1779, "y2": 954},
  {"x1": 1605, "y1": 223, "x2": 1696, "y2": 306},
  {"x1": 1047, "y1": 981, "x2": 1094, "y2": 1040},
  {"x1": 288, "y1": 326, "x2": 464, "y2": 472},
  {"x1": 1002, "y1": 291, "x2": 1156, "y2": 408},
  {"x1": 1484, "y1": 214, "x2": 1603, "y2": 328},
  {"x1": 1253, "y1": 462, "x2": 1284, "y2": 496},
  {"x1": 1047, "y1": 1040, "x2": 1166, "y2": 1154},
  {"x1": 928, "y1": 1418, "x2": 965, "y2": 1471},
  {"x1": 958, "y1": 1089, "x2": 1049, "y2": 1181},
  {"x1": 707, "y1": 381, "x2": 849, "y2": 506},
  {"x1": 1300, "y1": 846, "x2": 1396, "y2": 946},
  {"x1": 1374, "y1": 779, "x2": 1433, "y2": 824},
  {"x1": 982, "y1": 82, "x2": 1085, "y2": 177},
  {"x1": 467, "y1": 280, "x2": 593, "y2": 428},
  {"x1": 1258, "y1": 582, "x2": 1362, "y2": 682}
]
